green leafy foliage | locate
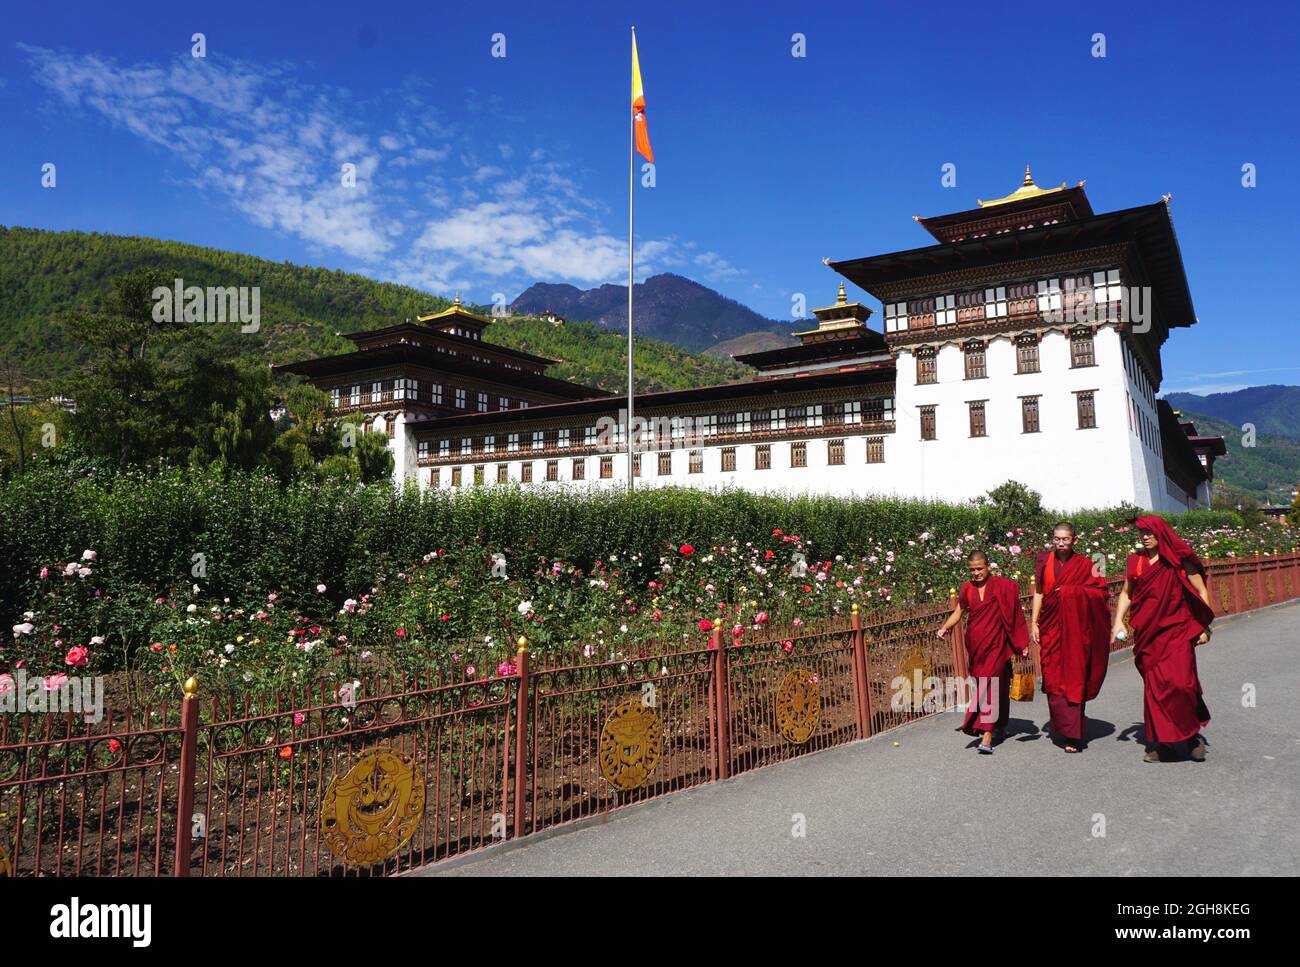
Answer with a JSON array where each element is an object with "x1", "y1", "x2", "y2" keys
[{"x1": 0, "y1": 226, "x2": 749, "y2": 393}]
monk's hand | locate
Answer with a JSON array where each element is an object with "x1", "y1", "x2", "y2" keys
[
  {"x1": 935, "y1": 627, "x2": 947, "y2": 640},
  {"x1": 1197, "y1": 630, "x2": 1210, "y2": 645},
  {"x1": 1029, "y1": 622, "x2": 1039, "y2": 645}
]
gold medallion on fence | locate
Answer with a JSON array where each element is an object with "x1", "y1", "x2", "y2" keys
[
  {"x1": 897, "y1": 649, "x2": 933, "y2": 711},
  {"x1": 0, "y1": 836, "x2": 11, "y2": 877},
  {"x1": 321, "y1": 747, "x2": 425, "y2": 865},
  {"x1": 776, "y1": 667, "x2": 820, "y2": 744},
  {"x1": 1219, "y1": 583, "x2": 1231, "y2": 613},
  {"x1": 598, "y1": 698, "x2": 662, "y2": 792}
]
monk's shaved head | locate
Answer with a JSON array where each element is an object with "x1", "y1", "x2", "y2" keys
[
  {"x1": 968, "y1": 550, "x2": 989, "y2": 564},
  {"x1": 1053, "y1": 521, "x2": 1076, "y2": 538}
]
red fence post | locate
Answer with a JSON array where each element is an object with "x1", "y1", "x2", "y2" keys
[
  {"x1": 512, "y1": 636, "x2": 530, "y2": 840},
  {"x1": 859, "y1": 614, "x2": 877, "y2": 737},
  {"x1": 850, "y1": 605, "x2": 866, "y2": 740},
  {"x1": 172, "y1": 676, "x2": 199, "y2": 877},
  {"x1": 948, "y1": 591, "x2": 969, "y2": 682},
  {"x1": 712, "y1": 625, "x2": 730, "y2": 780}
]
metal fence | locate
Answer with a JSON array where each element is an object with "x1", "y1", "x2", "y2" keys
[{"x1": 2, "y1": 552, "x2": 1297, "y2": 877}]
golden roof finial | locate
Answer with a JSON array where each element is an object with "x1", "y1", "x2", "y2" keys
[
  {"x1": 976, "y1": 165, "x2": 1069, "y2": 208},
  {"x1": 453, "y1": 290, "x2": 461, "y2": 306},
  {"x1": 836, "y1": 281, "x2": 847, "y2": 305}
]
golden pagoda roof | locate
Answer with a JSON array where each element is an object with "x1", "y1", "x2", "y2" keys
[
  {"x1": 976, "y1": 165, "x2": 1076, "y2": 208},
  {"x1": 793, "y1": 282, "x2": 872, "y2": 337},
  {"x1": 416, "y1": 292, "x2": 492, "y2": 326}
]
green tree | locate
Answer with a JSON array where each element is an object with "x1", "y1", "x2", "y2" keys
[{"x1": 58, "y1": 269, "x2": 184, "y2": 466}]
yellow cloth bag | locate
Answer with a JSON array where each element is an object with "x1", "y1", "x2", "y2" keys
[{"x1": 1009, "y1": 662, "x2": 1036, "y2": 702}]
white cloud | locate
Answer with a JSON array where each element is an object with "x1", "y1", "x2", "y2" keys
[
  {"x1": 694, "y1": 250, "x2": 744, "y2": 281},
  {"x1": 22, "y1": 45, "x2": 401, "y2": 261},
  {"x1": 21, "y1": 45, "x2": 745, "y2": 300}
]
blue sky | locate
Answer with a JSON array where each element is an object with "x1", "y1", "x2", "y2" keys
[{"x1": 2, "y1": 0, "x2": 1297, "y2": 394}]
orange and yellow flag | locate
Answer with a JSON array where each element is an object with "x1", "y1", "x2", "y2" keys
[{"x1": 631, "y1": 33, "x2": 654, "y2": 163}]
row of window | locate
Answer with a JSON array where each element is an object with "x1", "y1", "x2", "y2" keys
[
  {"x1": 918, "y1": 392, "x2": 1098, "y2": 440},
  {"x1": 329, "y1": 378, "x2": 535, "y2": 413},
  {"x1": 1122, "y1": 339, "x2": 1157, "y2": 410},
  {"x1": 1131, "y1": 394, "x2": 1163, "y2": 457},
  {"x1": 417, "y1": 397, "x2": 897, "y2": 461},
  {"x1": 884, "y1": 269, "x2": 1124, "y2": 333},
  {"x1": 914, "y1": 329, "x2": 1095, "y2": 384},
  {"x1": 431, "y1": 438, "x2": 890, "y2": 486}
]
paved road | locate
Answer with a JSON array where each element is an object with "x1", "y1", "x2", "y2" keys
[{"x1": 425, "y1": 602, "x2": 1300, "y2": 876}]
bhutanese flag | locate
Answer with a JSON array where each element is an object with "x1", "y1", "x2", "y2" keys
[{"x1": 632, "y1": 33, "x2": 654, "y2": 163}]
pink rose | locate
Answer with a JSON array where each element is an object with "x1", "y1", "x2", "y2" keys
[
  {"x1": 39, "y1": 566, "x2": 49, "y2": 579},
  {"x1": 465, "y1": 665, "x2": 477, "y2": 679},
  {"x1": 0, "y1": 673, "x2": 14, "y2": 694},
  {"x1": 65, "y1": 646, "x2": 89, "y2": 668},
  {"x1": 293, "y1": 712, "x2": 306, "y2": 726},
  {"x1": 44, "y1": 673, "x2": 69, "y2": 691}
]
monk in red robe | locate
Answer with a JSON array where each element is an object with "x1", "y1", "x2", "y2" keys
[
  {"x1": 937, "y1": 550, "x2": 1029, "y2": 754},
  {"x1": 1030, "y1": 521, "x2": 1111, "y2": 752},
  {"x1": 1111, "y1": 515, "x2": 1214, "y2": 762}
]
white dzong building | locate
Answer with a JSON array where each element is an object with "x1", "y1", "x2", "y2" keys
[{"x1": 277, "y1": 171, "x2": 1224, "y2": 512}]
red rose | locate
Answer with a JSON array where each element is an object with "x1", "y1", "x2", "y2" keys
[
  {"x1": 699, "y1": 619, "x2": 713, "y2": 632},
  {"x1": 679, "y1": 544, "x2": 695, "y2": 557}
]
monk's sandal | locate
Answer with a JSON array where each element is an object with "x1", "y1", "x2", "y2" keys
[
  {"x1": 1188, "y1": 736, "x2": 1207, "y2": 762},
  {"x1": 1143, "y1": 747, "x2": 1162, "y2": 763}
]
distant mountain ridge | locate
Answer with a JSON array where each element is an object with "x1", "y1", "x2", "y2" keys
[
  {"x1": 1165, "y1": 385, "x2": 1300, "y2": 440},
  {"x1": 511, "y1": 273, "x2": 793, "y2": 354},
  {"x1": 1171, "y1": 408, "x2": 1300, "y2": 505}
]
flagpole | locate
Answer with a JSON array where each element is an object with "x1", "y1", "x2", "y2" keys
[{"x1": 626, "y1": 25, "x2": 636, "y2": 492}]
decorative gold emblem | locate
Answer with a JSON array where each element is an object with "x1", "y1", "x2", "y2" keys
[
  {"x1": 897, "y1": 649, "x2": 933, "y2": 711},
  {"x1": 0, "y1": 835, "x2": 11, "y2": 877},
  {"x1": 1219, "y1": 582, "x2": 1231, "y2": 613},
  {"x1": 775, "y1": 667, "x2": 821, "y2": 744},
  {"x1": 321, "y1": 748, "x2": 425, "y2": 865},
  {"x1": 598, "y1": 698, "x2": 662, "y2": 791}
]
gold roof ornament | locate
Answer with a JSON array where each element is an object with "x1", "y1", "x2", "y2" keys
[
  {"x1": 794, "y1": 283, "x2": 872, "y2": 337},
  {"x1": 417, "y1": 291, "x2": 492, "y2": 326},
  {"x1": 976, "y1": 164, "x2": 1070, "y2": 208}
]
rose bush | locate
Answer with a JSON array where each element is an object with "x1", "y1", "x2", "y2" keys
[{"x1": 3, "y1": 507, "x2": 1295, "y2": 706}]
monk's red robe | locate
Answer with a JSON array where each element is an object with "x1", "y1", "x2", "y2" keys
[
  {"x1": 1035, "y1": 550, "x2": 1111, "y2": 742},
  {"x1": 959, "y1": 575, "x2": 1029, "y2": 735},
  {"x1": 1126, "y1": 517, "x2": 1214, "y2": 744}
]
